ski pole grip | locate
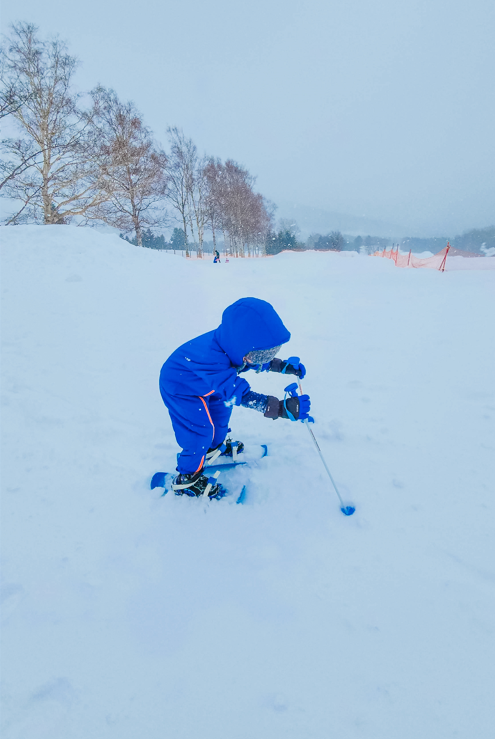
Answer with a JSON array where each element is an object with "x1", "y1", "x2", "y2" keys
[{"x1": 284, "y1": 382, "x2": 299, "y2": 398}]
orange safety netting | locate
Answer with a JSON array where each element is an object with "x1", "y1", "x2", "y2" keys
[{"x1": 372, "y1": 243, "x2": 495, "y2": 271}]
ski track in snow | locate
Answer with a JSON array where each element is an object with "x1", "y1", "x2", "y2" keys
[{"x1": 1, "y1": 226, "x2": 494, "y2": 739}]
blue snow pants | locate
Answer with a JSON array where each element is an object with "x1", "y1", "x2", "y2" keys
[{"x1": 160, "y1": 387, "x2": 233, "y2": 474}]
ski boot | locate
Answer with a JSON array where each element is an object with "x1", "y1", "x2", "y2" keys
[
  {"x1": 206, "y1": 437, "x2": 244, "y2": 465},
  {"x1": 171, "y1": 470, "x2": 226, "y2": 499}
]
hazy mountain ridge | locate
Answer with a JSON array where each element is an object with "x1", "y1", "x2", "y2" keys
[{"x1": 275, "y1": 201, "x2": 407, "y2": 239}]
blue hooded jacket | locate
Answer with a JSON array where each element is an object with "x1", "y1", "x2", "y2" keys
[{"x1": 160, "y1": 297, "x2": 291, "y2": 402}]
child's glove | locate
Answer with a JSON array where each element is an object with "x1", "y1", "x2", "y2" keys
[
  {"x1": 263, "y1": 393, "x2": 311, "y2": 421},
  {"x1": 270, "y1": 356, "x2": 306, "y2": 379}
]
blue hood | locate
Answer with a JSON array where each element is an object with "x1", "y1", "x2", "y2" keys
[{"x1": 215, "y1": 297, "x2": 291, "y2": 367}]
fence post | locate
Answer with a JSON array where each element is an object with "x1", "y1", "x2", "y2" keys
[
  {"x1": 407, "y1": 249, "x2": 411, "y2": 266},
  {"x1": 439, "y1": 242, "x2": 451, "y2": 272}
]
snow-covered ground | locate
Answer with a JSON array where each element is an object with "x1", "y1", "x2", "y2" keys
[{"x1": 1, "y1": 226, "x2": 494, "y2": 739}]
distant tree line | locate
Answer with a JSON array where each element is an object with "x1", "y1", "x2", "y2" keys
[
  {"x1": 150, "y1": 222, "x2": 495, "y2": 258},
  {"x1": 400, "y1": 227, "x2": 495, "y2": 255},
  {"x1": 121, "y1": 226, "x2": 224, "y2": 254},
  {"x1": 307, "y1": 231, "x2": 346, "y2": 251},
  {"x1": 0, "y1": 22, "x2": 274, "y2": 255},
  {"x1": 265, "y1": 221, "x2": 347, "y2": 255},
  {"x1": 262, "y1": 225, "x2": 495, "y2": 257},
  {"x1": 265, "y1": 220, "x2": 301, "y2": 255},
  {"x1": 265, "y1": 225, "x2": 387, "y2": 255}
]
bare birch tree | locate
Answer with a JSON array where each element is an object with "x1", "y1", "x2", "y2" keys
[
  {"x1": 89, "y1": 86, "x2": 168, "y2": 246},
  {"x1": 189, "y1": 156, "x2": 210, "y2": 257},
  {"x1": 202, "y1": 156, "x2": 226, "y2": 254},
  {"x1": 217, "y1": 160, "x2": 272, "y2": 256},
  {"x1": 202, "y1": 157, "x2": 272, "y2": 257},
  {"x1": 1, "y1": 38, "x2": 48, "y2": 193},
  {"x1": 0, "y1": 23, "x2": 108, "y2": 224},
  {"x1": 165, "y1": 127, "x2": 201, "y2": 257}
]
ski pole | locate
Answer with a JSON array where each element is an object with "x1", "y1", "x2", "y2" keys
[{"x1": 287, "y1": 380, "x2": 355, "y2": 516}]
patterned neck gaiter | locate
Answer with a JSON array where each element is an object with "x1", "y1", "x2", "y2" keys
[{"x1": 245, "y1": 345, "x2": 282, "y2": 366}]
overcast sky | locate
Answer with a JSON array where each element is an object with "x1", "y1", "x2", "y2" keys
[{"x1": 1, "y1": 0, "x2": 494, "y2": 236}]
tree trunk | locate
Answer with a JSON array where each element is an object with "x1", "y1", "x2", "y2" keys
[
  {"x1": 181, "y1": 213, "x2": 189, "y2": 257},
  {"x1": 42, "y1": 150, "x2": 52, "y2": 223},
  {"x1": 211, "y1": 218, "x2": 217, "y2": 252},
  {"x1": 187, "y1": 209, "x2": 196, "y2": 256},
  {"x1": 132, "y1": 197, "x2": 142, "y2": 246}
]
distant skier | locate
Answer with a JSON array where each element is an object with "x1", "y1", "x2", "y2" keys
[
  {"x1": 213, "y1": 249, "x2": 221, "y2": 263},
  {"x1": 159, "y1": 297, "x2": 310, "y2": 497}
]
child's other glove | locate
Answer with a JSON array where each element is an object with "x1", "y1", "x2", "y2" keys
[{"x1": 270, "y1": 356, "x2": 306, "y2": 379}]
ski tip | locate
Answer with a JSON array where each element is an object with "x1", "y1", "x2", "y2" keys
[
  {"x1": 341, "y1": 505, "x2": 356, "y2": 516},
  {"x1": 151, "y1": 472, "x2": 167, "y2": 490},
  {"x1": 236, "y1": 485, "x2": 248, "y2": 504}
]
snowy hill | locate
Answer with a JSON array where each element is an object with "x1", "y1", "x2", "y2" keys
[{"x1": 1, "y1": 226, "x2": 494, "y2": 739}]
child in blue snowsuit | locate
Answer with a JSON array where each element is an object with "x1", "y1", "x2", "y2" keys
[{"x1": 159, "y1": 297, "x2": 311, "y2": 497}]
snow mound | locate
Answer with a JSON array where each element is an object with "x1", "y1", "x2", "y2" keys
[{"x1": 2, "y1": 226, "x2": 495, "y2": 739}]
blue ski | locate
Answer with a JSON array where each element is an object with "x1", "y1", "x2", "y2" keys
[
  {"x1": 150, "y1": 444, "x2": 268, "y2": 503},
  {"x1": 151, "y1": 444, "x2": 267, "y2": 489}
]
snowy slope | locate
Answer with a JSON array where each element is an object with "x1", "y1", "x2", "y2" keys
[{"x1": 1, "y1": 226, "x2": 494, "y2": 739}]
